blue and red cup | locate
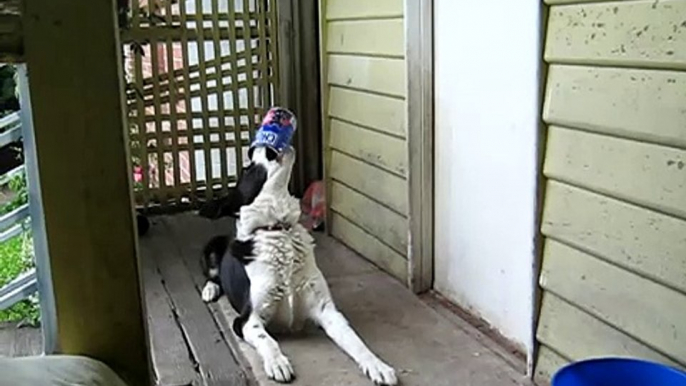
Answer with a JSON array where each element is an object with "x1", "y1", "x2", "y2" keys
[{"x1": 249, "y1": 107, "x2": 297, "y2": 157}]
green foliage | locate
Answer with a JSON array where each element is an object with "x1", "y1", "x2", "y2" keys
[
  {"x1": 0, "y1": 64, "x2": 37, "y2": 325},
  {"x1": 0, "y1": 172, "x2": 39, "y2": 325},
  {"x1": 0, "y1": 228, "x2": 39, "y2": 325},
  {"x1": 1, "y1": 172, "x2": 28, "y2": 215}
]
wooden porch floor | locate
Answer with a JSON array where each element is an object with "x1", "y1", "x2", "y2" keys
[
  {"x1": 2, "y1": 212, "x2": 533, "y2": 386},
  {"x1": 0, "y1": 212, "x2": 248, "y2": 385},
  {"x1": 0, "y1": 322, "x2": 41, "y2": 358},
  {"x1": 141, "y1": 213, "x2": 533, "y2": 386},
  {"x1": 140, "y1": 212, "x2": 249, "y2": 386}
]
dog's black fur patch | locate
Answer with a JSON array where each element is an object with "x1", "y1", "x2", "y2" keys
[
  {"x1": 200, "y1": 235, "x2": 229, "y2": 288},
  {"x1": 201, "y1": 234, "x2": 256, "y2": 338},
  {"x1": 221, "y1": 248, "x2": 253, "y2": 338},
  {"x1": 231, "y1": 239, "x2": 256, "y2": 264},
  {"x1": 247, "y1": 146, "x2": 279, "y2": 162},
  {"x1": 199, "y1": 163, "x2": 268, "y2": 220},
  {"x1": 198, "y1": 190, "x2": 243, "y2": 220},
  {"x1": 137, "y1": 213, "x2": 150, "y2": 237},
  {"x1": 198, "y1": 150, "x2": 275, "y2": 338}
]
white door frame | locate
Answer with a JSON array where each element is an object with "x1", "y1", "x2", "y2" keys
[{"x1": 405, "y1": 0, "x2": 434, "y2": 293}]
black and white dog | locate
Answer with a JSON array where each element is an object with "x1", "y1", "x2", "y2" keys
[{"x1": 198, "y1": 146, "x2": 397, "y2": 385}]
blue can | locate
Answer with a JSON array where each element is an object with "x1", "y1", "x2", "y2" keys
[
  {"x1": 250, "y1": 107, "x2": 297, "y2": 155},
  {"x1": 552, "y1": 358, "x2": 686, "y2": 386}
]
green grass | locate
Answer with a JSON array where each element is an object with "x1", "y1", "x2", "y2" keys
[
  {"x1": 0, "y1": 230, "x2": 39, "y2": 325},
  {"x1": 0, "y1": 172, "x2": 40, "y2": 325},
  {"x1": 0, "y1": 231, "x2": 39, "y2": 325}
]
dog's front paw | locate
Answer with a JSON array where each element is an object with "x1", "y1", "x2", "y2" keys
[
  {"x1": 201, "y1": 282, "x2": 221, "y2": 302},
  {"x1": 264, "y1": 353, "x2": 295, "y2": 383},
  {"x1": 360, "y1": 357, "x2": 397, "y2": 385}
]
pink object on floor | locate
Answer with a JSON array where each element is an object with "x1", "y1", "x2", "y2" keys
[{"x1": 301, "y1": 181, "x2": 325, "y2": 231}]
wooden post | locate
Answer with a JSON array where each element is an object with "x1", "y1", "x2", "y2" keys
[
  {"x1": 278, "y1": 0, "x2": 323, "y2": 196},
  {"x1": 22, "y1": 0, "x2": 152, "y2": 384}
]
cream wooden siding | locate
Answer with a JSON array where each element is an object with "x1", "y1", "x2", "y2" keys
[
  {"x1": 535, "y1": 0, "x2": 686, "y2": 383},
  {"x1": 320, "y1": 0, "x2": 408, "y2": 282}
]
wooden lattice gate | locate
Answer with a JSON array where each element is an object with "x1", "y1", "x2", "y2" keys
[{"x1": 121, "y1": 0, "x2": 279, "y2": 210}]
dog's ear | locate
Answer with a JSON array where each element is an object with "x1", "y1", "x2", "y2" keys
[
  {"x1": 198, "y1": 161, "x2": 268, "y2": 220},
  {"x1": 198, "y1": 189, "x2": 243, "y2": 219}
]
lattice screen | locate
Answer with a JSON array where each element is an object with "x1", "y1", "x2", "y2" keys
[{"x1": 122, "y1": 0, "x2": 279, "y2": 209}]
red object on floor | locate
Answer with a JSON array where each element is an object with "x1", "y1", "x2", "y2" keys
[{"x1": 301, "y1": 181, "x2": 325, "y2": 231}]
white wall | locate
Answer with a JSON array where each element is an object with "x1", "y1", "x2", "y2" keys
[{"x1": 433, "y1": 0, "x2": 541, "y2": 362}]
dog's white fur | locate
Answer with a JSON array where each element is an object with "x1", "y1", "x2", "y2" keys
[{"x1": 203, "y1": 147, "x2": 397, "y2": 385}]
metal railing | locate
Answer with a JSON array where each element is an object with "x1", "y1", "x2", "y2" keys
[{"x1": 0, "y1": 111, "x2": 36, "y2": 311}]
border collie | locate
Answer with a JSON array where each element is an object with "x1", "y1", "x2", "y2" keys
[{"x1": 198, "y1": 146, "x2": 397, "y2": 385}]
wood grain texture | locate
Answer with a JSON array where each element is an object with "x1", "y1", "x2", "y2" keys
[
  {"x1": 545, "y1": 0, "x2": 686, "y2": 69},
  {"x1": 330, "y1": 150, "x2": 408, "y2": 215},
  {"x1": 542, "y1": 181, "x2": 686, "y2": 293},
  {"x1": 178, "y1": 0, "x2": 198, "y2": 203},
  {"x1": 330, "y1": 213, "x2": 408, "y2": 282},
  {"x1": 149, "y1": 37, "x2": 167, "y2": 202},
  {"x1": 327, "y1": 55, "x2": 406, "y2": 97},
  {"x1": 326, "y1": 19, "x2": 405, "y2": 57},
  {"x1": 328, "y1": 87, "x2": 406, "y2": 138},
  {"x1": 544, "y1": 126, "x2": 686, "y2": 219},
  {"x1": 192, "y1": 0, "x2": 215, "y2": 199},
  {"x1": 22, "y1": 0, "x2": 151, "y2": 382},
  {"x1": 139, "y1": 240, "x2": 199, "y2": 386},
  {"x1": 537, "y1": 292, "x2": 683, "y2": 368},
  {"x1": 330, "y1": 181, "x2": 408, "y2": 254},
  {"x1": 132, "y1": 36, "x2": 151, "y2": 207},
  {"x1": 211, "y1": 0, "x2": 233, "y2": 196},
  {"x1": 540, "y1": 239, "x2": 686, "y2": 362},
  {"x1": 320, "y1": 1, "x2": 409, "y2": 287},
  {"x1": 326, "y1": 0, "x2": 403, "y2": 20},
  {"x1": 223, "y1": 0, "x2": 244, "y2": 186},
  {"x1": 544, "y1": 65, "x2": 686, "y2": 149},
  {"x1": 161, "y1": 214, "x2": 256, "y2": 384},
  {"x1": 329, "y1": 118, "x2": 407, "y2": 176},
  {"x1": 146, "y1": 220, "x2": 247, "y2": 386},
  {"x1": 163, "y1": 0, "x2": 182, "y2": 206},
  {"x1": 0, "y1": 323, "x2": 42, "y2": 358}
]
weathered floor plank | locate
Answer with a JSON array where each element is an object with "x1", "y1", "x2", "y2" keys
[
  {"x1": 143, "y1": 217, "x2": 248, "y2": 386},
  {"x1": 140, "y1": 237, "x2": 199, "y2": 386},
  {"x1": 0, "y1": 322, "x2": 41, "y2": 358},
  {"x1": 142, "y1": 211, "x2": 531, "y2": 386},
  {"x1": 160, "y1": 214, "x2": 256, "y2": 383}
]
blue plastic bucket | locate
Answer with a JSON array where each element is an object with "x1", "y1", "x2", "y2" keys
[{"x1": 552, "y1": 358, "x2": 686, "y2": 386}]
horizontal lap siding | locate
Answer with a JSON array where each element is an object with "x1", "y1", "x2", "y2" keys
[
  {"x1": 322, "y1": 0, "x2": 408, "y2": 283},
  {"x1": 535, "y1": 0, "x2": 686, "y2": 383}
]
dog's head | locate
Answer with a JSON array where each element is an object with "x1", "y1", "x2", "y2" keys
[{"x1": 198, "y1": 145, "x2": 296, "y2": 219}]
